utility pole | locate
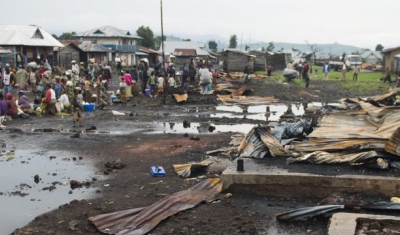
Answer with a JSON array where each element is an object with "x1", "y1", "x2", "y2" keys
[
  {"x1": 240, "y1": 32, "x2": 243, "y2": 51},
  {"x1": 160, "y1": 0, "x2": 166, "y2": 104}
]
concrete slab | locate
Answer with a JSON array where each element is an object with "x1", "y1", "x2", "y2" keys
[
  {"x1": 328, "y1": 212, "x2": 400, "y2": 235},
  {"x1": 221, "y1": 158, "x2": 400, "y2": 197}
]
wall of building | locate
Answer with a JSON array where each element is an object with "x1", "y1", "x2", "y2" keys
[{"x1": 58, "y1": 44, "x2": 80, "y2": 68}]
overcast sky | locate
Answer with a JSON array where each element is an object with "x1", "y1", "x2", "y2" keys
[{"x1": 2, "y1": 0, "x2": 400, "y2": 50}]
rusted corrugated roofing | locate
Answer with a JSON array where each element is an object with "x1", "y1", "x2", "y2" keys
[
  {"x1": 309, "y1": 111, "x2": 382, "y2": 139},
  {"x1": 287, "y1": 151, "x2": 382, "y2": 164},
  {"x1": 386, "y1": 127, "x2": 400, "y2": 156},
  {"x1": 173, "y1": 48, "x2": 197, "y2": 57},
  {"x1": 79, "y1": 41, "x2": 113, "y2": 53},
  {"x1": 173, "y1": 161, "x2": 213, "y2": 178},
  {"x1": 290, "y1": 138, "x2": 386, "y2": 152},
  {"x1": 89, "y1": 178, "x2": 222, "y2": 235},
  {"x1": 138, "y1": 46, "x2": 159, "y2": 54}
]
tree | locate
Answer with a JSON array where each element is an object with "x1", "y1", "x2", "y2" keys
[
  {"x1": 375, "y1": 44, "x2": 384, "y2": 51},
  {"x1": 208, "y1": 40, "x2": 218, "y2": 52},
  {"x1": 305, "y1": 41, "x2": 321, "y2": 64},
  {"x1": 154, "y1": 35, "x2": 166, "y2": 50},
  {"x1": 51, "y1": 34, "x2": 58, "y2": 39},
  {"x1": 136, "y1": 26, "x2": 155, "y2": 49},
  {"x1": 351, "y1": 50, "x2": 360, "y2": 55},
  {"x1": 58, "y1": 32, "x2": 77, "y2": 40},
  {"x1": 267, "y1": 42, "x2": 275, "y2": 52},
  {"x1": 183, "y1": 39, "x2": 191, "y2": 41},
  {"x1": 245, "y1": 45, "x2": 250, "y2": 51},
  {"x1": 229, "y1": 34, "x2": 237, "y2": 48},
  {"x1": 261, "y1": 47, "x2": 265, "y2": 52}
]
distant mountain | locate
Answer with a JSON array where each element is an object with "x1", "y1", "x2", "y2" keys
[
  {"x1": 251, "y1": 42, "x2": 362, "y2": 55},
  {"x1": 162, "y1": 34, "x2": 362, "y2": 55}
]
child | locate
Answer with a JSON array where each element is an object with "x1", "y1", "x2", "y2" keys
[
  {"x1": 71, "y1": 89, "x2": 83, "y2": 127},
  {"x1": 157, "y1": 74, "x2": 165, "y2": 96},
  {"x1": 149, "y1": 71, "x2": 156, "y2": 97},
  {"x1": 119, "y1": 76, "x2": 127, "y2": 106}
]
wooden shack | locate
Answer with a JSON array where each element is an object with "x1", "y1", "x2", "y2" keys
[
  {"x1": 265, "y1": 52, "x2": 292, "y2": 71},
  {"x1": 221, "y1": 49, "x2": 255, "y2": 73},
  {"x1": 57, "y1": 42, "x2": 81, "y2": 68},
  {"x1": 249, "y1": 51, "x2": 266, "y2": 71}
]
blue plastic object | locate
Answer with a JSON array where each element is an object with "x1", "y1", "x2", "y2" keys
[
  {"x1": 150, "y1": 166, "x2": 166, "y2": 177},
  {"x1": 83, "y1": 103, "x2": 95, "y2": 112}
]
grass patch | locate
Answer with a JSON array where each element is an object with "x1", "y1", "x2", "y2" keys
[{"x1": 256, "y1": 67, "x2": 393, "y2": 95}]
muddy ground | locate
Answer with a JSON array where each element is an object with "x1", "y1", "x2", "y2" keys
[{"x1": 3, "y1": 75, "x2": 397, "y2": 235}]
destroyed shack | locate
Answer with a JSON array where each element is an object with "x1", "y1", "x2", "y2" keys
[
  {"x1": 221, "y1": 49, "x2": 255, "y2": 73},
  {"x1": 172, "y1": 48, "x2": 197, "y2": 65},
  {"x1": 249, "y1": 50, "x2": 266, "y2": 71},
  {"x1": 265, "y1": 52, "x2": 292, "y2": 71}
]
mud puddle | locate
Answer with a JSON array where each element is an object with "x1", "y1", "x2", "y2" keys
[
  {"x1": 145, "y1": 122, "x2": 255, "y2": 134},
  {"x1": 0, "y1": 149, "x2": 101, "y2": 234}
]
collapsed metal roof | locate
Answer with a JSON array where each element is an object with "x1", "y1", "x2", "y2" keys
[{"x1": 236, "y1": 88, "x2": 400, "y2": 166}]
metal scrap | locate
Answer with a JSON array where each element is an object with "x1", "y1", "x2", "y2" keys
[
  {"x1": 89, "y1": 178, "x2": 223, "y2": 235},
  {"x1": 172, "y1": 93, "x2": 188, "y2": 103},
  {"x1": 172, "y1": 160, "x2": 213, "y2": 178}
]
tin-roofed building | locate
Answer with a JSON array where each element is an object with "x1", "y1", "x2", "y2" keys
[
  {"x1": 75, "y1": 26, "x2": 142, "y2": 66},
  {"x1": 0, "y1": 25, "x2": 63, "y2": 68}
]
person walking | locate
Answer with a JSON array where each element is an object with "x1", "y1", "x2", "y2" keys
[
  {"x1": 383, "y1": 67, "x2": 392, "y2": 83},
  {"x1": 353, "y1": 66, "x2": 360, "y2": 81},
  {"x1": 302, "y1": 61, "x2": 310, "y2": 88},
  {"x1": 322, "y1": 62, "x2": 331, "y2": 80},
  {"x1": 266, "y1": 63, "x2": 273, "y2": 78},
  {"x1": 341, "y1": 63, "x2": 347, "y2": 81},
  {"x1": 71, "y1": 89, "x2": 83, "y2": 127}
]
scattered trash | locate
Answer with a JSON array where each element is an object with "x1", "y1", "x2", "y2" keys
[
  {"x1": 112, "y1": 110, "x2": 126, "y2": 116},
  {"x1": 150, "y1": 166, "x2": 166, "y2": 177},
  {"x1": 172, "y1": 93, "x2": 188, "y2": 103}
]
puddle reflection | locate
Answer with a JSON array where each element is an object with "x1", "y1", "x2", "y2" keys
[
  {"x1": 146, "y1": 122, "x2": 255, "y2": 134},
  {"x1": 0, "y1": 150, "x2": 101, "y2": 234}
]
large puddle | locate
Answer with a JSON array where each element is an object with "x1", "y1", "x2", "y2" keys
[
  {"x1": 0, "y1": 149, "x2": 101, "y2": 234},
  {"x1": 211, "y1": 104, "x2": 304, "y2": 121},
  {"x1": 145, "y1": 122, "x2": 255, "y2": 134}
]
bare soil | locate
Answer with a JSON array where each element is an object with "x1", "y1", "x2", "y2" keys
[{"x1": 5, "y1": 75, "x2": 395, "y2": 235}]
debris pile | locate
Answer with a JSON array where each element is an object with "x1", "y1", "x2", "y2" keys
[{"x1": 236, "y1": 88, "x2": 400, "y2": 169}]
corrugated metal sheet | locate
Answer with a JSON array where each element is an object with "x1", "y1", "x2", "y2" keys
[
  {"x1": 0, "y1": 25, "x2": 63, "y2": 47},
  {"x1": 286, "y1": 151, "x2": 381, "y2": 164},
  {"x1": 309, "y1": 112, "x2": 383, "y2": 139},
  {"x1": 173, "y1": 161, "x2": 213, "y2": 178},
  {"x1": 372, "y1": 88, "x2": 400, "y2": 102},
  {"x1": 173, "y1": 49, "x2": 197, "y2": 57},
  {"x1": 359, "y1": 102, "x2": 399, "y2": 118},
  {"x1": 238, "y1": 127, "x2": 269, "y2": 158},
  {"x1": 290, "y1": 138, "x2": 386, "y2": 152},
  {"x1": 89, "y1": 178, "x2": 223, "y2": 235},
  {"x1": 386, "y1": 127, "x2": 400, "y2": 156},
  {"x1": 79, "y1": 42, "x2": 113, "y2": 52},
  {"x1": 76, "y1": 26, "x2": 142, "y2": 39}
]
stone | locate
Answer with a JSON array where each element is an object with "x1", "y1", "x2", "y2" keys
[{"x1": 68, "y1": 220, "x2": 80, "y2": 231}]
